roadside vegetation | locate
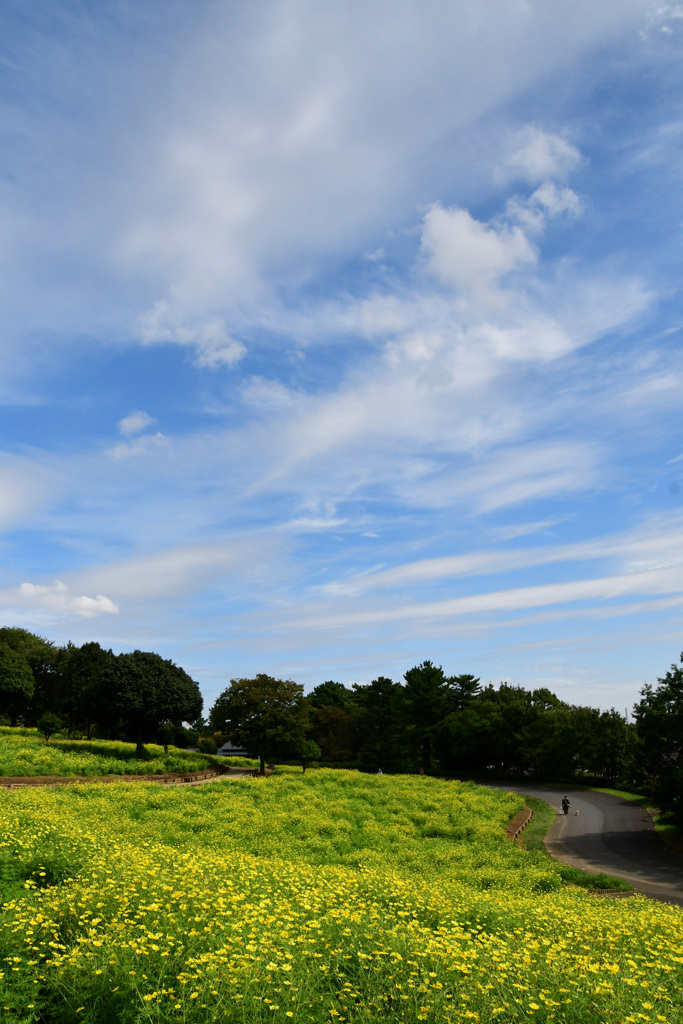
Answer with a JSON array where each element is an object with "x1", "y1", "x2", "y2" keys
[{"x1": 1, "y1": 770, "x2": 682, "y2": 1024}]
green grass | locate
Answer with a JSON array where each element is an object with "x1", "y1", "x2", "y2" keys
[{"x1": 517, "y1": 795, "x2": 556, "y2": 852}]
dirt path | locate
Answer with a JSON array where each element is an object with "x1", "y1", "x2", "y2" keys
[
  {"x1": 0, "y1": 766, "x2": 256, "y2": 789},
  {"x1": 494, "y1": 783, "x2": 683, "y2": 907},
  {"x1": 183, "y1": 769, "x2": 255, "y2": 784}
]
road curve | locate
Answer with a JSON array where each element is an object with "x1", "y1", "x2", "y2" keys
[{"x1": 492, "y1": 784, "x2": 683, "y2": 907}]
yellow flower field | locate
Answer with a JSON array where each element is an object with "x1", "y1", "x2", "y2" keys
[
  {"x1": 0, "y1": 770, "x2": 681, "y2": 1023},
  {"x1": 0, "y1": 727, "x2": 213, "y2": 777}
]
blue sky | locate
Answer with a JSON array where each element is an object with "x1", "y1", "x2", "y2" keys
[{"x1": 1, "y1": 0, "x2": 683, "y2": 713}]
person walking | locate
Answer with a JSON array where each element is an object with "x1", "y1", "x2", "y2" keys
[{"x1": 561, "y1": 795, "x2": 571, "y2": 815}]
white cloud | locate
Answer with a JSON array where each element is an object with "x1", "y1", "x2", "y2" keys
[
  {"x1": 108, "y1": 432, "x2": 170, "y2": 461},
  {"x1": 421, "y1": 204, "x2": 537, "y2": 305},
  {"x1": 470, "y1": 319, "x2": 574, "y2": 362},
  {"x1": 285, "y1": 564, "x2": 683, "y2": 632},
  {"x1": 139, "y1": 300, "x2": 246, "y2": 368},
  {"x1": 241, "y1": 377, "x2": 299, "y2": 410},
  {"x1": 402, "y1": 442, "x2": 602, "y2": 514},
  {"x1": 500, "y1": 126, "x2": 582, "y2": 184},
  {"x1": 118, "y1": 410, "x2": 156, "y2": 436},
  {"x1": 640, "y1": 3, "x2": 683, "y2": 37},
  {"x1": 531, "y1": 181, "x2": 583, "y2": 216},
  {"x1": 16, "y1": 581, "x2": 118, "y2": 618},
  {"x1": 339, "y1": 295, "x2": 416, "y2": 338},
  {"x1": 506, "y1": 182, "x2": 583, "y2": 233},
  {"x1": 0, "y1": 0, "x2": 652, "y2": 391}
]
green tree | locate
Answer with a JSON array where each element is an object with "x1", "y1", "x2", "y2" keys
[
  {"x1": 198, "y1": 737, "x2": 218, "y2": 755},
  {"x1": 61, "y1": 641, "x2": 117, "y2": 737},
  {"x1": 156, "y1": 721, "x2": 176, "y2": 754},
  {"x1": 0, "y1": 628, "x2": 59, "y2": 723},
  {"x1": 297, "y1": 738, "x2": 322, "y2": 772},
  {"x1": 111, "y1": 651, "x2": 203, "y2": 758},
  {"x1": 307, "y1": 681, "x2": 356, "y2": 762},
  {"x1": 634, "y1": 653, "x2": 683, "y2": 822},
  {"x1": 308, "y1": 681, "x2": 354, "y2": 709},
  {"x1": 209, "y1": 675, "x2": 310, "y2": 775},
  {"x1": 0, "y1": 641, "x2": 35, "y2": 726},
  {"x1": 435, "y1": 683, "x2": 548, "y2": 777},
  {"x1": 36, "y1": 711, "x2": 63, "y2": 743},
  {"x1": 403, "y1": 661, "x2": 450, "y2": 771},
  {"x1": 352, "y1": 677, "x2": 406, "y2": 771},
  {"x1": 434, "y1": 702, "x2": 499, "y2": 776},
  {"x1": 446, "y1": 673, "x2": 481, "y2": 711},
  {"x1": 311, "y1": 704, "x2": 356, "y2": 762}
]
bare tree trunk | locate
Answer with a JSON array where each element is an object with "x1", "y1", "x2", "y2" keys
[{"x1": 260, "y1": 751, "x2": 265, "y2": 776}]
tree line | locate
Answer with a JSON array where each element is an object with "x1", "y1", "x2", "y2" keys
[
  {"x1": 208, "y1": 655, "x2": 683, "y2": 825},
  {"x1": 1, "y1": 625, "x2": 681, "y2": 823},
  {"x1": 0, "y1": 627, "x2": 202, "y2": 756}
]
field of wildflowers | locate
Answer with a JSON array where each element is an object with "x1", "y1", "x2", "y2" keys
[
  {"x1": 0, "y1": 728, "x2": 214, "y2": 777},
  {"x1": 0, "y1": 768, "x2": 681, "y2": 1023}
]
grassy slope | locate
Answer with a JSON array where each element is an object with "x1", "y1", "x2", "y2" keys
[
  {"x1": 0, "y1": 726, "x2": 215, "y2": 776},
  {"x1": 0, "y1": 770, "x2": 682, "y2": 1024}
]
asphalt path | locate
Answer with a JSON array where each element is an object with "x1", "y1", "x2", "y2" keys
[{"x1": 491, "y1": 784, "x2": 683, "y2": 907}]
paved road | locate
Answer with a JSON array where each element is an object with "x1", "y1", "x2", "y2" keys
[{"x1": 494, "y1": 784, "x2": 683, "y2": 907}]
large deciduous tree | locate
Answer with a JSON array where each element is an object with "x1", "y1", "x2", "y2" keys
[
  {"x1": 0, "y1": 627, "x2": 59, "y2": 723},
  {"x1": 111, "y1": 650, "x2": 203, "y2": 757},
  {"x1": 209, "y1": 675, "x2": 310, "y2": 775}
]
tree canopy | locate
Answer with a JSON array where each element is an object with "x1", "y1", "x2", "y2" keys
[
  {"x1": 634, "y1": 652, "x2": 683, "y2": 821},
  {"x1": 0, "y1": 641, "x2": 35, "y2": 726},
  {"x1": 111, "y1": 650, "x2": 203, "y2": 757},
  {"x1": 210, "y1": 674, "x2": 310, "y2": 775}
]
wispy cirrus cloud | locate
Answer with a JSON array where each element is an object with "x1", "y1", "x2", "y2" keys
[
  {"x1": 0, "y1": 0, "x2": 680, "y2": 711},
  {"x1": 324, "y1": 515, "x2": 683, "y2": 596},
  {"x1": 287, "y1": 565, "x2": 683, "y2": 632}
]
